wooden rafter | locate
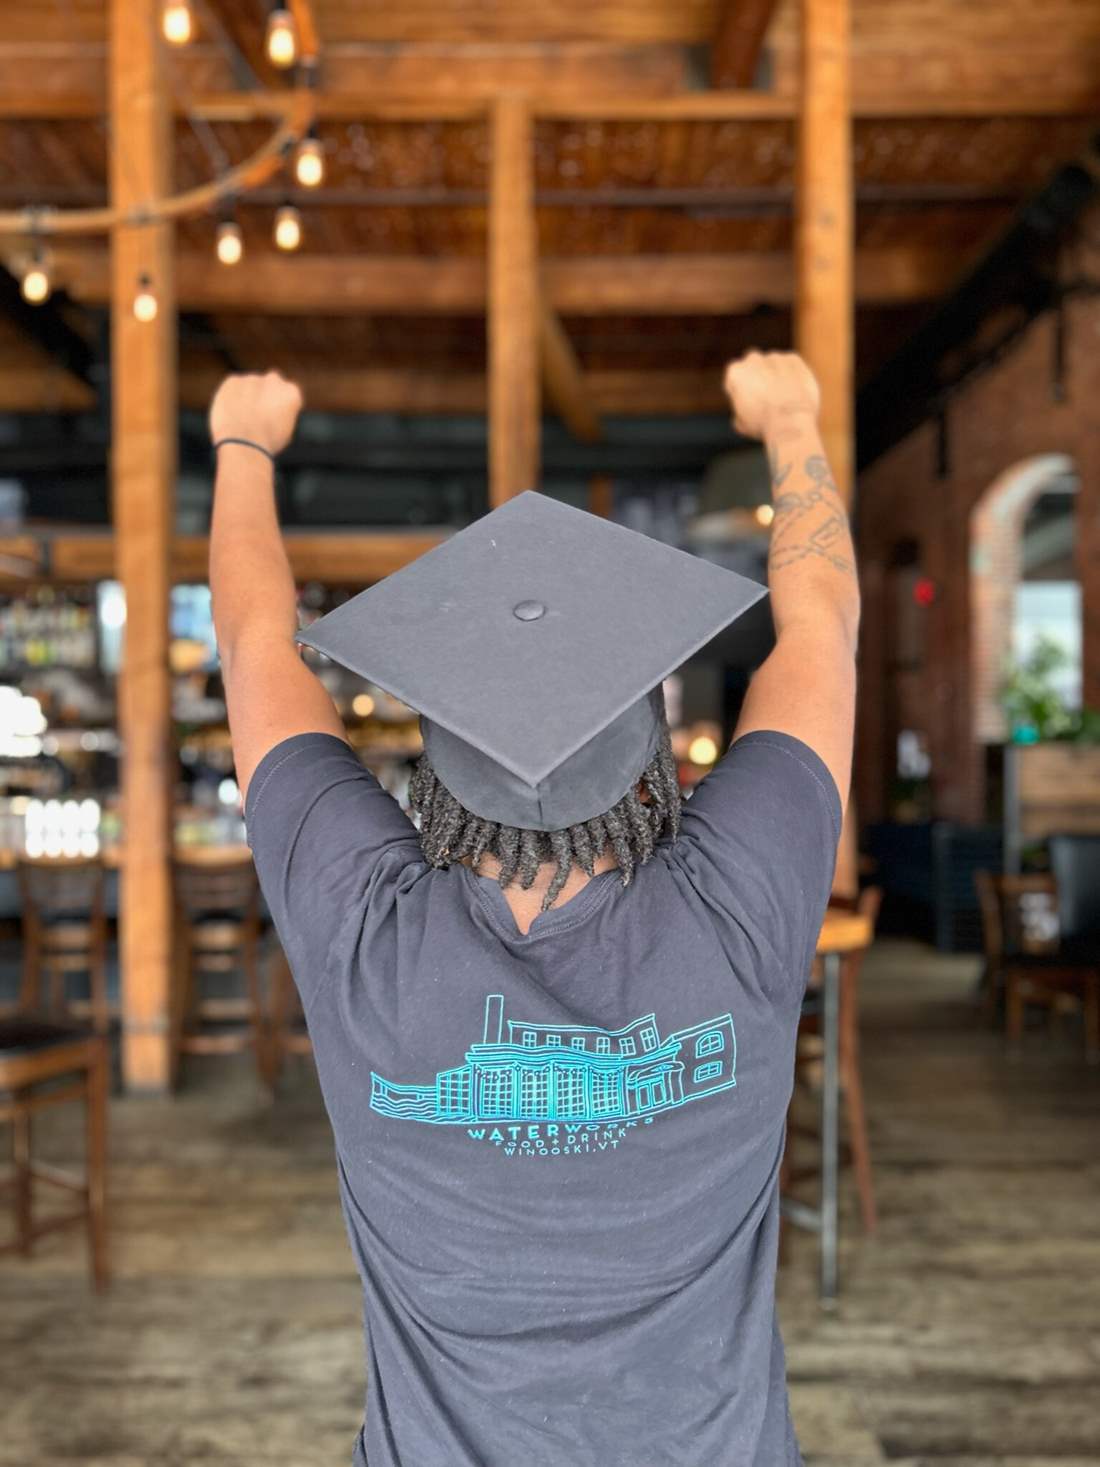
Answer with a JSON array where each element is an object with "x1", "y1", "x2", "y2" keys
[
  {"x1": 711, "y1": 0, "x2": 781, "y2": 89},
  {"x1": 539, "y1": 303, "x2": 602, "y2": 444},
  {"x1": 48, "y1": 246, "x2": 961, "y2": 314}
]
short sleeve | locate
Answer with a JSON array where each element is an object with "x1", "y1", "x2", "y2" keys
[
  {"x1": 668, "y1": 729, "x2": 842, "y2": 993},
  {"x1": 244, "y1": 733, "x2": 422, "y2": 1003}
]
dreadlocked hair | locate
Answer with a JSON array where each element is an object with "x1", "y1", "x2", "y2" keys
[{"x1": 408, "y1": 718, "x2": 682, "y2": 913}]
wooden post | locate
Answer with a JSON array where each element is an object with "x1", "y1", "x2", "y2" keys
[
  {"x1": 795, "y1": 0, "x2": 853, "y2": 507},
  {"x1": 796, "y1": 0, "x2": 857, "y2": 898},
  {"x1": 588, "y1": 476, "x2": 615, "y2": 518},
  {"x1": 489, "y1": 95, "x2": 539, "y2": 506},
  {"x1": 109, "y1": 0, "x2": 177, "y2": 1089}
]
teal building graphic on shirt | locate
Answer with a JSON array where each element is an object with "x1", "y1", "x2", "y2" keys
[{"x1": 369, "y1": 994, "x2": 736, "y2": 1126}]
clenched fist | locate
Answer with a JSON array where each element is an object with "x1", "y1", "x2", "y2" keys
[
  {"x1": 722, "y1": 351, "x2": 820, "y2": 442},
  {"x1": 209, "y1": 370, "x2": 304, "y2": 457}
]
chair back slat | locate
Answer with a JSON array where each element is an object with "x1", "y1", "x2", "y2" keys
[
  {"x1": 173, "y1": 858, "x2": 258, "y2": 919},
  {"x1": 17, "y1": 859, "x2": 105, "y2": 920},
  {"x1": 984, "y1": 873, "x2": 1060, "y2": 955}
]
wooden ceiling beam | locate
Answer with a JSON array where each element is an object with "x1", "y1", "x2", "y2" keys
[
  {"x1": 0, "y1": 530, "x2": 448, "y2": 587},
  {"x1": 710, "y1": 0, "x2": 781, "y2": 89},
  {"x1": 177, "y1": 365, "x2": 728, "y2": 417},
  {"x1": 0, "y1": 60, "x2": 1094, "y2": 120},
  {"x1": 51, "y1": 245, "x2": 960, "y2": 314}
]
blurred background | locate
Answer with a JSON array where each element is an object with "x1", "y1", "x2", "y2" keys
[{"x1": 0, "y1": 2, "x2": 1098, "y2": 1463}]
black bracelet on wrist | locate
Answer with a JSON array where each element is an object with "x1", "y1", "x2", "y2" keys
[{"x1": 212, "y1": 437, "x2": 277, "y2": 465}]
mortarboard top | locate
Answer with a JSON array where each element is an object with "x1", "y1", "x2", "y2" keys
[{"x1": 296, "y1": 491, "x2": 767, "y2": 832}]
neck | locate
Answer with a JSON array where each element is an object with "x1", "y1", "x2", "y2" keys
[{"x1": 463, "y1": 847, "x2": 618, "y2": 895}]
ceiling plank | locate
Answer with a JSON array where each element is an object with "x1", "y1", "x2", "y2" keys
[
  {"x1": 52, "y1": 245, "x2": 961, "y2": 314},
  {"x1": 711, "y1": 0, "x2": 781, "y2": 89}
]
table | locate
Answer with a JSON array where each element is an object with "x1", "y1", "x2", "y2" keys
[{"x1": 781, "y1": 907, "x2": 873, "y2": 1306}]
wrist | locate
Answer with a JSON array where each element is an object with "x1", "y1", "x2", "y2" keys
[
  {"x1": 761, "y1": 403, "x2": 818, "y2": 443},
  {"x1": 213, "y1": 437, "x2": 278, "y2": 468}
]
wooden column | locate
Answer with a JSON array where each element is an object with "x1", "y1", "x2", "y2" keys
[
  {"x1": 796, "y1": 0, "x2": 857, "y2": 898},
  {"x1": 795, "y1": 0, "x2": 853, "y2": 506},
  {"x1": 489, "y1": 95, "x2": 539, "y2": 505},
  {"x1": 109, "y1": 0, "x2": 177, "y2": 1089}
]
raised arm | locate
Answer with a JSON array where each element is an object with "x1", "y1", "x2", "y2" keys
[
  {"x1": 208, "y1": 371, "x2": 346, "y2": 799},
  {"x1": 723, "y1": 352, "x2": 860, "y2": 805}
]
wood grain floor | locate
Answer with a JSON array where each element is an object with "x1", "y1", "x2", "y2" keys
[{"x1": 2, "y1": 938, "x2": 1099, "y2": 1466}]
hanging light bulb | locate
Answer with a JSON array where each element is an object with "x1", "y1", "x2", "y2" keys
[
  {"x1": 162, "y1": 0, "x2": 193, "y2": 45},
  {"x1": 265, "y1": 6, "x2": 298, "y2": 68},
  {"x1": 21, "y1": 244, "x2": 51, "y2": 305},
  {"x1": 216, "y1": 217, "x2": 244, "y2": 266},
  {"x1": 133, "y1": 273, "x2": 158, "y2": 323},
  {"x1": 294, "y1": 130, "x2": 324, "y2": 188},
  {"x1": 273, "y1": 202, "x2": 302, "y2": 252}
]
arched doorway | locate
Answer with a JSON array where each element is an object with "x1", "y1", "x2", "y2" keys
[{"x1": 970, "y1": 454, "x2": 1079, "y2": 746}]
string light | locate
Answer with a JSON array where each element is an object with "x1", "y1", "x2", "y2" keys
[
  {"x1": 265, "y1": 6, "x2": 298, "y2": 68},
  {"x1": 273, "y1": 202, "x2": 302, "y2": 251},
  {"x1": 21, "y1": 243, "x2": 51, "y2": 305},
  {"x1": 688, "y1": 734, "x2": 719, "y2": 767},
  {"x1": 216, "y1": 216, "x2": 244, "y2": 266},
  {"x1": 133, "y1": 273, "x2": 158, "y2": 323},
  {"x1": 162, "y1": 0, "x2": 193, "y2": 45},
  {"x1": 753, "y1": 503, "x2": 775, "y2": 527},
  {"x1": 294, "y1": 129, "x2": 324, "y2": 188}
]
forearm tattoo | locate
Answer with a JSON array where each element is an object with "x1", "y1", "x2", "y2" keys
[{"x1": 766, "y1": 453, "x2": 856, "y2": 579}]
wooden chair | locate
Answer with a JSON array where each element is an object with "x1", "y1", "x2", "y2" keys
[
  {"x1": 17, "y1": 857, "x2": 110, "y2": 1036},
  {"x1": 977, "y1": 870, "x2": 1100, "y2": 1065},
  {"x1": 0, "y1": 1018, "x2": 109, "y2": 1291},
  {"x1": 266, "y1": 945, "x2": 313, "y2": 1092},
  {"x1": 784, "y1": 886, "x2": 883, "y2": 1235},
  {"x1": 171, "y1": 853, "x2": 270, "y2": 1089}
]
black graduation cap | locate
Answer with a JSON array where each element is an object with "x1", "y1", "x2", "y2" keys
[{"x1": 297, "y1": 491, "x2": 767, "y2": 831}]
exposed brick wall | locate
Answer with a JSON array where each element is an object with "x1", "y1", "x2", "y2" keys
[{"x1": 856, "y1": 289, "x2": 1100, "y2": 825}]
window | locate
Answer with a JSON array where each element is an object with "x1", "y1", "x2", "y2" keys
[
  {"x1": 521, "y1": 1031, "x2": 537, "y2": 1047},
  {"x1": 695, "y1": 1031, "x2": 723, "y2": 1058},
  {"x1": 556, "y1": 1068, "x2": 586, "y2": 1117},
  {"x1": 591, "y1": 1071, "x2": 620, "y2": 1115},
  {"x1": 438, "y1": 1069, "x2": 472, "y2": 1115},
  {"x1": 520, "y1": 1068, "x2": 550, "y2": 1116},
  {"x1": 694, "y1": 1061, "x2": 723, "y2": 1083},
  {"x1": 571, "y1": 1036, "x2": 586, "y2": 1051},
  {"x1": 639, "y1": 1025, "x2": 658, "y2": 1052},
  {"x1": 596, "y1": 1036, "x2": 611, "y2": 1054},
  {"x1": 545, "y1": 1033, "x2": 561, "y2": 1047},
  {"x1": 619, "y1": 1037, "x2": 636, "y2": 1056},
  {"x1": 481, "y1": 1068, "x2": 514, "y2": 1117}
]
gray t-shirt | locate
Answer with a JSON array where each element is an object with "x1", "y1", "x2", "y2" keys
[{"x1": 246, "y1": 728, "x2": 841, "y2": 1467}]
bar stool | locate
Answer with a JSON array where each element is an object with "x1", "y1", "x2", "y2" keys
[
  {"x1": 0, "y1": 1018, "x2": 109, "y2": 1291},
  {"x1": 171, "y1": 852, "x2": 270, "y2": 1088},
  {"x1": 266, "y1": 945, "x2": 313, "y2": 1092},
  {"x1": 784, "y1": 886, "x2": 882, "y2": 1235},
  {"x1": 17, "y1": 857, "x2": 110, "y2": 1036}
]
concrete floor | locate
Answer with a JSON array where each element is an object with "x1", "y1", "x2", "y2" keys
[{"x1": 2, "y1": 939, "x2": 1099, "y2": 1466}]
